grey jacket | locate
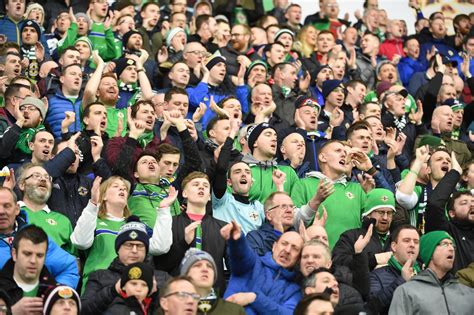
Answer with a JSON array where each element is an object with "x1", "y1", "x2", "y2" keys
[{"x1": 389, "y1": 269, "x2": 474, "y2": 315}]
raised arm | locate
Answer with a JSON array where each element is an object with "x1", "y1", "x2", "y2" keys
[
  {"x1": 70, "y1": 177, "x2": 101, "y2": 249},
  {"x1": 82, "y1": 51, "x2": 106, "y2": 109}
]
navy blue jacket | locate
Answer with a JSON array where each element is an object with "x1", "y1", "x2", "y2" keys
[
  {"x1": 246, "y1": 222, "x2": 282, "y2": 256},
  {"x1": 368, "y1": 265, "x2": 405, "y2": 315}
]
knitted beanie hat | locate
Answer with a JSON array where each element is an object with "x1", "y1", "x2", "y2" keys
[
  {"x1": 420, "y1": 231, "x2": 454, "y2": 266},
  {"x1": 122, "y1": 30, "x2": 142, "y2": 47},
  {"x1": 21, "y1": 19, "x2": 42, "y2": 38},
  {"x1": 180, "y1": 248, "x2": 218, "y2": 283},
  {"x1": 43, "y1": 286, "x2": 81, "y2": 315},
  {"x1": 362, "y1": 188, "x2": 395, "y2": 217},
  {"x1": 20, "y1": 97, "x2": 47, "y2": 118},
  {"x1": 121, "y1": 262, "x2": 154, "y2": 296},
  {"x1": 114, "y1": 57, "x2": 137, "y2": 77},
  {"x1": 322, "y1": 79, "x2": 344, "y2": 99},
  {"x1": 115, "y1": 216, "x2": 150, "y2": 254},
  {"x1": 166, "y1": 27, "x2": 186, "y2": 47},
  {"x1": 246, "y1": 122, "x2": 276, "y2": 153}
]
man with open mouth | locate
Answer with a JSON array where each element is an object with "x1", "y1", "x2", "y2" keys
[
  {"x1": 425, "y1": 151, "x2": 474, "y2": 273},
  {"x1": 390, "y1": 231, "x2": 474, "y2": 315}
]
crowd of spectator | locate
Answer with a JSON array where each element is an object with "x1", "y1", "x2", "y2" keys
[{"x1": 0, "y1": 0, "x2": 473, "y2": 314}]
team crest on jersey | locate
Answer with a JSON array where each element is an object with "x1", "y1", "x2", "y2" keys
[
  {"x1": 129, "y1": 231, "x2": 138, "y2": 239},
  {"x1": 47, "y1": 218, "x2": 57, "y2": 226},
  {"x1": 346, "y1": 192, "x2": 354, "y2": 199},
  {"x1": 128, "y1": 267, "x2": 142, "y2": 279},
  {"x1": 249, "y1": 212, "x2": 259, "y2": 222},
  {"x1": 78, "y1": 186, "x2": 88, "y2": 196}
]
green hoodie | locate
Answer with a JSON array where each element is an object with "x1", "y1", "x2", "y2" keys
[
  {"x1": 242, "y1": 153, "x2": 299, "y2": 203},
  {"x1": 291, "y1": 172, "x2": 366, "y2": 249}
]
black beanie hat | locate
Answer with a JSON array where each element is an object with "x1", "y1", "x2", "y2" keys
[
  {"x1": 43, "y1": 286, "x2": 81, "y2": 315},
  {"x1": 122, "y1": 30, "x2": 142, "y2": 47},
  {"x1": 114, "y1": 57, "x2": 137, "y2": 77},
  {"x1": 21, "y1": 19, "x2": 42, "y2": 38},
  {"x1": 115, "y1": 215, "x2": 150, "y2": 254},
  {"x1": 121, "y1": 262, "x2": 154, "y2": 296},
  {"x1": 246, "y1": 122, "x2": 276, "y2": 153}
]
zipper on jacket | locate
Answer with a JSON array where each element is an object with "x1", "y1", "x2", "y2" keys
[{"x1": 441, "y1": 285, "x2": 450, "y2": 315}]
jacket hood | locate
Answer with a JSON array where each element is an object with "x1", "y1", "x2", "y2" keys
[
  {"x1": 413, "y1": 268, "x2": 456, "y2": 286},
  {"x1": 261, "y1": 252, "x2": 296, "y2": 281},
  {"x1": 241, "y1": 153, "x2": 278, "y2": 168}
]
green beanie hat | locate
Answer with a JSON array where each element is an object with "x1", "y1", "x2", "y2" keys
[
  {"x1": 74, "y1": 36, "x2": 93, "y2": 53},
  {"x1": 420, "y1": 231, "x2": 454, "y2": 266},
  {"x1": 362, "y1": 188, "x2": 395, "y2": 217},
  {"x1": 417, "y1": 135, "x2": 445, "y2": 149}
]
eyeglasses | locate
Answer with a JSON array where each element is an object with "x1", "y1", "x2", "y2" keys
[
  {"x1": 186, "y1": 50, "x2": 207, "y2": 56},
  {"x1": 122, "y1": 242, "x2": 146, "y2": 250},
  {"x1": 164, "y1": 291, "x2": 201, "y2": 301},
  {"x1": 24, "y1": 172, "x2": 52, "y2": 182},
  {"x1": 267, "y1": 204, "x2": 296, "y2": 212},
  {"x1": 19, "y1": 105, "x2": 39, "y2": 112},
  {"x1": 438, "y1": 241, "x2": 456, "y2": 249},
  {"x1": 373, "y1": 210, "x2": 394, "y2": 217},
  {"x1": 14, "y1": 95, "x2": 26, "y2": 101}
]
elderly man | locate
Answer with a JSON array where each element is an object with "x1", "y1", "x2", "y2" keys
[
  {"x1": 389, "y1": 231, "x2": 474, "y2": 314},
  {"x1": 221, "y1": 221, "x2": 304, "y2": 315}
]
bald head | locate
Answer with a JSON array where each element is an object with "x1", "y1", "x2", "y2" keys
[
  {"x1": 432, "y1": 105, "x2": 454, "y2": 133},
  {"x1": 306, "y1": 225, "x2": 329, "y2": 246}
]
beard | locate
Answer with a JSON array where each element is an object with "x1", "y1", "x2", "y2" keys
[{"x1": 24, "y1": 184, "x2": 51, "y2": 204}]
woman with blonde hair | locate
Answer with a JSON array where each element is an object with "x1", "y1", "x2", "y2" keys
[
  {"x1": 295, "y1": 25, "x2": 318, "y2": 58},
  {"x1": 71, "y1": 176, "x2": 175, "y2": 289}
]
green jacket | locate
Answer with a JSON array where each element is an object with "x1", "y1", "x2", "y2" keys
[
  {"x1": 57, "y1": 22, "x2": 118, "y2": 62},
  {"x1": 292, "y1": 172, "x2": 366, "y2": 248},
  {"x1": 242, "y1": 154, "x2": 299, "y2": 203},
  {"x1": 128, "y1": 182, "x2": 181, "y2": 228}
]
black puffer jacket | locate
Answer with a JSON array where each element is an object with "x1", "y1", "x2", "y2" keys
[{"x1": 81, "y1": 258, "x2": 170, "y2": 315}]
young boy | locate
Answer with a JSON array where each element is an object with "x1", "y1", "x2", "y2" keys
[{"x1": 106, "y1": 262, "x2": 156, "y2": 315}]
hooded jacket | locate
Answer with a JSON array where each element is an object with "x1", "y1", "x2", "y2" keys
[
  {"x1": 389, "y1": 269, "x2": 474, "y2": 314},
  {"x1": 241, "y1": 153, "x2": 299, "y2": 203},
  {"x1": 224, "y1": 235, "x2": 301, "y2": 315}
]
